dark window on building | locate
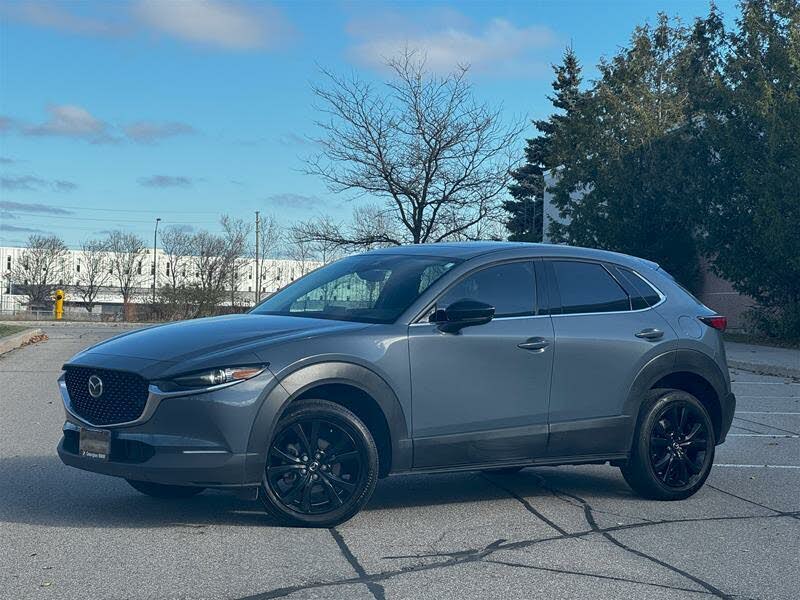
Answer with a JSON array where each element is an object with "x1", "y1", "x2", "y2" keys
[
  {"x1": 137, "y1": 262, "x2": 143, "y2": 275},
  {"x1": 438, "y1": 261, "x2": 536, "y2": 318},
  {"x1": 552, "y1": 261, "x2": 630, "y2": 314},
  {"x1": 6, "y1": 256, "x2": 11, "y2": 271}
]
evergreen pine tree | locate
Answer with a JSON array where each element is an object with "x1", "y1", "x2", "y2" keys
[{"x1": 504, "y1": 47, "x2": 582, "y2": 242}]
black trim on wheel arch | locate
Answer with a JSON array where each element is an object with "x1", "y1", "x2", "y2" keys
[
  {"x1": 623, "y1": 350, "x2": 731, "y2": 451},
  {"x1": 246, "y1": 361, "x2": 411, "y2": 483}
]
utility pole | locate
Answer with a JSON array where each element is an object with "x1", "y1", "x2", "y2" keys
[
  {"x1": 152, "y1": 217, "x2": 161, "y2": 305},
  {"x1": 254, "y1": 211, "x2": 260, "y2": 304}
]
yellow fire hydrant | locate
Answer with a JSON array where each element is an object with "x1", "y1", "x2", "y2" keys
[{"x1": 54, "y1": 289, "x2": 64, "y2": 320}]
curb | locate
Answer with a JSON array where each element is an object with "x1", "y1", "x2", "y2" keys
[
  {"x1": 0, "y1": 328, "x2": 45, "y2": 356},
  {"x1": 729, "y1": 359, "x2": 800, "y2": 380}
]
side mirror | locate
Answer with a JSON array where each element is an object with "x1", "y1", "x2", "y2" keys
[{"x1": 434, "y1": 299, "x2": 495, "y2": 333}]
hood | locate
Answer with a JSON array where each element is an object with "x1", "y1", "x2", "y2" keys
[{"x1": 67, "y1": 314, "x2": 370, "y2": 377}]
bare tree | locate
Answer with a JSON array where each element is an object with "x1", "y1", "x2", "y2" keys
[
  {"x1": 221, "y1": 215, "x2": 252, "y2": 307},
  {"x1": 189, "y1": 231, "x2": 228, "y2": 315},
  {"x1": 284, "y1": 227, "x2": 317, "y2": 277},
  {"x1": 157, "y1": 226, "x2": 195, "y2": 319},
  {"x1": 105, "y1": 230, "x2": 145, "y2": 318},
  {"x1": 302, "y1": 51, "x2": 524, "y2": 250},
  {"x1": 255, "y1": 213, "x2": 283, "y2": 296},
  {"x1": 160, "y1": 226, "x2": 193, "y2": 295},
  {"x1": 74, "y1": 238, "x2": 110, "y2": 313},
  {"x1": 7, "y1": 234, "x2": 69, "y2": 309}
]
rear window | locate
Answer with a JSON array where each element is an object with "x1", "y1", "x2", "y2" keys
[
  {"x1": 659, "y1": 268, "x2": 703, "y2": 305},
  {"x1": 552, "y1": 261, "x2": 630, "y2": 314}
]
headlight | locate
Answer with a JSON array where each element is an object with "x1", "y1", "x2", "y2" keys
[{"x1": 156, "y1": 365, "x2": 267, "y2": 393}]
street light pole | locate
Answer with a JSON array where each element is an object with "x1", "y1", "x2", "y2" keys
[
  {"x1": 255, "y1": 211, "x2": 260, "y2": 304},
  {"x1": 152, "y1": 217, "x2": 161, "y2": 305}
]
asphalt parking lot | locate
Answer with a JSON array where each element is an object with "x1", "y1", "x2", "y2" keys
[{"x1": 1, "y1": 323, "x2": 798, "y2": 600}]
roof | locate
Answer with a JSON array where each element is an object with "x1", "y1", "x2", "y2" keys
[
  {"x1": 366, "y1": 241, "x2": 529, "y2": 260},
  {"x1": 364, "y1": 242, "x2": 660, "y2": 270}
]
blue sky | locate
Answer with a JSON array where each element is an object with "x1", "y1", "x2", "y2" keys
[{"x1": 0, "y1": 0, "x2": 737, "y2": 248}]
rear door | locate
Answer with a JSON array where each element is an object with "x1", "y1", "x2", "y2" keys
[{"x1": 544, "y1": 259, "x2": 677, "y2": 457}]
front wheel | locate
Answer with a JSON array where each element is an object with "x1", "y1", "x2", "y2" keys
[
  {"x1": 259, "y1": 399, "x2": 379, "y2": 527},
  {"x1": 621, "y1": 389, "x2": 715, "y2": 500}
]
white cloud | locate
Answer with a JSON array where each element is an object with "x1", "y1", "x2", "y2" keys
[
  {"x1": 138, "y1": 175, "x2": 194, "y2": 188},
  {"x1": 265, "y1": 193, "x2": 323, "y2": 210},
  {"x1": 133, "y1": 0, "x2": 291, "y2": 50},
  {"x1": 347, "y1": 13, "x2": 557, "y2": 76},
  {"x1": 9, "y1": 105, "x2": 196, "y2": 145},
  {"x1": 24, "y1": 105, "x2": 115, "y2": 142},
  {"x1": 0, "y1": 1, "x2": 125, "y2": 37},
  {"x1": 124, "y1": 121, "x2": 196, "y2": 143}
]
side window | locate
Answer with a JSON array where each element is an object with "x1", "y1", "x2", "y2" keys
[
  {"x1": 551, "y1": 261, "x2": 630, "y2": 314},
  {"x1": 438, "y1": 261, "x2": 536, "y2": 318},
  {"x1": 613, "y1": 266, "x2": 661, "y2": 308}
]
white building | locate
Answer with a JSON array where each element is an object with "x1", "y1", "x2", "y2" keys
[{"x1": 0, "y1": 245, "x2": 321, "y2": 317}]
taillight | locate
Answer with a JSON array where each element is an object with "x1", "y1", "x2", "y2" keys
[{"x1": 699, "y1": 315, "x2": 727, "y2": 332}]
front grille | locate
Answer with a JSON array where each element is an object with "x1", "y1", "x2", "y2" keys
[{"x1": 64, "y1": 367, "x2": 149, "y2": 426}]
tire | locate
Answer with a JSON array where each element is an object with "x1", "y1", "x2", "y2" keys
[
  {"x1": 126, "y1": 480, "x2": 205, "y2": 499},
  {"x1": 621, "y1": 388, "x2": 715, "y2": 500},
  {"x1": 482, "y1": 466, "x2": 525, "y2": 475},
  {"x1": 259, "y1": 399, "x2": 379, "y2": 527}
]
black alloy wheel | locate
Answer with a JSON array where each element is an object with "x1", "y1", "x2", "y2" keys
[
  {"x1": 648, "y1": 402, "x2": 710, "y2": 488},
  {"x1": 621, "y1": 389, "x2": 715, "y2": 500},
  {"x1": 260, "y1": 399, "x2": 378, "y2": 527}
]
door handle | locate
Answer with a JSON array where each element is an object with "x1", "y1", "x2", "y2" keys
[
  {"x1": 635, "y1": 328, "x2": 664, "y2": 340},
  {"x1": 518, "y1": 337, "x2": 550, "y2": 352}
]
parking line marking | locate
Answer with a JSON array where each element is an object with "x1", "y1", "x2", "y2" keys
[
  {"x1": 728, "y1": 433, "x2": 799, "y2": 438},
  {"x1": 731, "y1": 381, "x2": 800, "y2": 385},
  {"x1": 736, "y1": 411, "x2": 800, "y2": 415},
  {"x1": 735, "y1": 396, "x2": 799, "y2": 399},
  {"x1": 715, "y1": 464, "x2": 800, "y2": 469}
]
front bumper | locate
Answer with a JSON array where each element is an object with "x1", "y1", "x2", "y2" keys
[{"x1": 57, "y1": 370, "x2": 277, "y2": 488}]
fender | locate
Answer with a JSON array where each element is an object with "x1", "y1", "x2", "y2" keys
[
  {"x1": 621, "y1": 349, "x2": 732, "y2": 450},
  {"x1": 244, "y1": 360, "x2": 412, "y2": 484}
]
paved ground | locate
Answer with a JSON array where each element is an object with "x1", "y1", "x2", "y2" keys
[
  {"x1": 725, "y1": 341, "x2": 800, "y2": 379},
  {"x1": 1, "y1": 323, "x2": 798, "y2": 600}
]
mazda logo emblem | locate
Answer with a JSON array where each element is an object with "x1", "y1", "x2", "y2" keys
[{"x1": 87, "y1": 375, "x2": 104, "y2": 399}]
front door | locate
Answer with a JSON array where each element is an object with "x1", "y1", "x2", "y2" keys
[{"x1": 408, "y1": 260, "x2": 554, "y2": 469}]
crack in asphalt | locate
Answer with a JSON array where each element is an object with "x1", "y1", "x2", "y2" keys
[
  {"x1": 478, "y1": 473, "x2": 570, "y2": 536},
  {"x1": 706, "y1": 483, "x2": 794, "y2": 517},
  {"x1": 485, "y1": 558, "x2": 714, "y2": 596},
  {"x1": 234, "y1": 475, "x2": 798, "y2": 600},
  {"x1": 733, "y1": 416, "x2": 800, "y2": 437},
  {"x1": 330, "y1": 527, "x2": 386, "y2": 600},
  {"x1": 526, "y1": 477, "x2": 734, "y2": 599}
]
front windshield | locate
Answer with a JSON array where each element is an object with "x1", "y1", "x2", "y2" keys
[{"x1": 251, "y1": 254, "x2": 459, "y2": 324}]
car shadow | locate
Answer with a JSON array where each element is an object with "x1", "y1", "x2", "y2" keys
[{"x1": 0, "y1": 455, "x2": 632, "y2": 529}]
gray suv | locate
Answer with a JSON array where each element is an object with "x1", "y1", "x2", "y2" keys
[{"x1": 58, "y1": 243, "x2": 735, "y2": 527}]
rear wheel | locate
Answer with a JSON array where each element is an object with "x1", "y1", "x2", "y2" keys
[
  {"x1": 621, "y1": 388, "x2": 715, "y2": 500},
  {"x1": 126, "y1": 480, "x2": 205, "y2": 499},
  {"x1": 260, "y1": 399, "x2": 378, "y2": 527}
]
